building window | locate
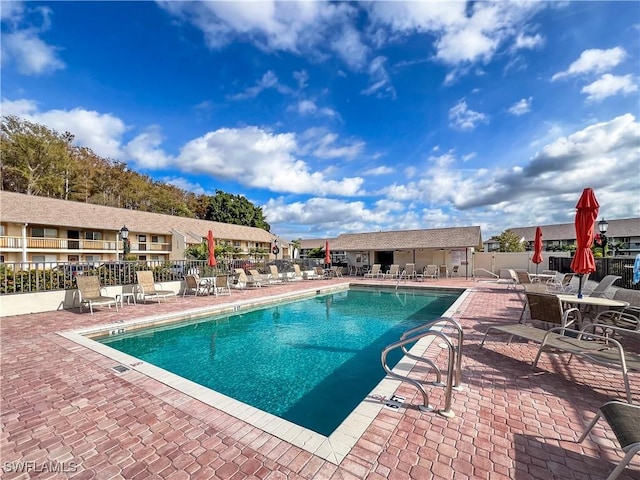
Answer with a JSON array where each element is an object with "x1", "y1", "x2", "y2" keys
[
  {"x1": 32, "y1": 227, "x2": 58, "y2": 238},
  {"x1": 32, "y1": 255, "x2": 57, "y2": 262},
  {"x1": 151, "y1": 235, "x2": 164, "y2": 243},
  {"x1": 85, "y1": 255, "x2": 100, "y2": 263},
  {"x1": 84, "y1": 231, "x2": 102, "y2": 240},
  {"x1": 138, "y1": 235, "x2": 147, "y2": 251},
  {"x1": 233, "y1": 241, "x2": 240, "y2": 247}
]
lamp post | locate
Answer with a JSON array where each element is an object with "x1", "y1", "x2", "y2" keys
[
  {"x1": 597, "y1": 218, "x2": 608, "y2": 257},
  {"x1": 120, "y1": 225, "x2": 130, "y2": 260}
]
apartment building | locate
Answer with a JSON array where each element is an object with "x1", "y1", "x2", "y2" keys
[
  {"x1": 0, "y1": 191, "x2": 283, "y2": 264},
  {"x1": 482, "y1": 218, "x2": 640, "y2": 255}
]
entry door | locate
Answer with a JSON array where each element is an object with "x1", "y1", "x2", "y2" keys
[{"x1": 67, "y1": 230, "x2": 80, "y2": 249}]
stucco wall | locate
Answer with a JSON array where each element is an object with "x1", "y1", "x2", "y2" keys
[{"x1": 0, "y1": 281, "x2": 183, "y2": 317}]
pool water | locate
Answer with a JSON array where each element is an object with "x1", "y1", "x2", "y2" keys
[{"x1": 99, "y1": 287, "x2": 459, "y2": 436}]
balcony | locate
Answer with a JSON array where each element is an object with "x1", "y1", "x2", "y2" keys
[{"x1": 0, "y1": 236, "x2": 171, "y2": 253}]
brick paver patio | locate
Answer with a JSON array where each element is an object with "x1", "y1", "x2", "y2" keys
[{"x1": 1, "y1": 277, "x2": 638, "y2": 479}]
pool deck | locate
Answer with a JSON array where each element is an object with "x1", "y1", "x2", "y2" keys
[{"x1": 1, "y1": 276, "x2": 639, "y2": 479}]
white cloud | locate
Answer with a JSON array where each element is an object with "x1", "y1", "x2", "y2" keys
[
  {"x1": 160, "y1": 177, "x2": 208, "y2": 196},
  {"x1": 372, "y1": 114, "x2": 640, "y2": 238},
  {"x1": 360, "y1": 56, "x2": 396, "y2": 99},
  {"x1": 508, "y1": 97, "x2": 532, "y2": 116},
  {"x1": 513, "y1": 33, "x2": 544, "y2": 50},
  {"x1": 292, "y1": 99, "x2": 338, "y2": 118},
  {"x1": 176, "y1": 126, "x2": 365, "y2": 196},
  {"x1": 581, "y1": 74, "x2": 638, "y2": 102},
  {"x1": 1, "y1": 3, "x2": 64, "y2": 75},
  {"x1": 363, "y1": 166, "x2": 394, "y2": 176},
  {"x1": 0, "y1": 1, "x2": 25, "y2": 23},
  {"x1": 293, "y1": 70, "x2": 309, "y2": 89},
  {"x1": 298, "y1": 128, "x2": 365, "y2": 160},
  {"x1": 448, "y1": 100, "x2": 488, "y2": 130},
  {"x1": 552, "y1": 47, "x2": 627, "y2": 81},
  {"x1": 160, "y1": 0, "x2": 547, "y2": 88},
  {"x1": 227, "y1": 70, "x2": 291, "y2": 100},
  {"x1": 368, "y1": 1, "x2": 544, "y2": 67},
  {"x1": 158, "y1": 1, "x2": 360, "y2": 61},
  {"x1": 330, "y1": 24, "x2": 369, "y2": 71},
  {"x1": 125, "y1": 126, "x2": 173, "y2": 169}
]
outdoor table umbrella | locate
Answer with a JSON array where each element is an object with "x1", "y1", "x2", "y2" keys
[
  {"x1": 207, "y1": 230, "x2": 217, "y2": 267},
  {"x1": 570, "y1": 188, "x2": 599, "y2": 298},
  {"x1": 325, "y1": 241, "x2": 331, "y2": 266},
  {"x1": 532, "y1": 226, "x2": 543, "y2": 274}
]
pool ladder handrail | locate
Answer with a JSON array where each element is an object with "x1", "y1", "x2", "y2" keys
[
  {"x1": 381, "y1": 316, "x2": 463, "y2": 418},
  {"x1": 473, "y1": 268, "x2": 498, "y2": 281},
  {"x1": 395, "y1": 269, "x2": 407, "y2": 290}
]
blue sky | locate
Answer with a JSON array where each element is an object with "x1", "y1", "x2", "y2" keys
[{"x1": 2, "y1": 1, "x2": 639, "y2": 241}]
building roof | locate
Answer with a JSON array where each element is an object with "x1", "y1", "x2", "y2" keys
[
  {"x1": 0, "y1": 191, "x2": 275, "y2": 243},
  {"x1": 299, "y1": 238, "x2": 333, "y2": 250},
  {"x1": 331, "y1": 226, "x2": 482, "y2": 251},
  {"x1": 502, "y1": 218, "x2": 640, "y2": 242}
]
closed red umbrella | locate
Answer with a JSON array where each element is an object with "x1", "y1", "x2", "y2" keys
[
  {"x1": 570, "y1": 188, "x2": 599, "y2": 297},
  {"x1": 532, "y1": 227, "x2": 543, "y2": 274},
  {"x1": 325, "y1": 241, "x2": 331, "y2": 266},
  {"x1": 207, "y1": 230, "x2": 217, "y2": 267}
]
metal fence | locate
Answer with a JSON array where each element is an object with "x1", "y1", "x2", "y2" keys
[
  {"x1": 548, "y1": 256, "x2": 638, "y2": 290},
  {"x1": 0, "y1": 258, "x2": 277, "y2": 295}
]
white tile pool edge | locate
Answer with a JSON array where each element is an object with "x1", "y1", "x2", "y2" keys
[{"x1": 58, "y1": 284, "x2": 471, "y2": 465}]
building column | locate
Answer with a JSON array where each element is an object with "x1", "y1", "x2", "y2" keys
[{"x1": 21, "y1": 223, "x2": 28, "y2": 263}]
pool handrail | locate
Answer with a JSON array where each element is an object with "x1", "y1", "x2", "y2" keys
[{"x1": 381, "y1": 316, "x2": 463, "y2": 418}]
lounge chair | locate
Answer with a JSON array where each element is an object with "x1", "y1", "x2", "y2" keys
[
  {"x1": 438, "y1": 265, "x2": 449, "y2": 278},
  {"x1": 182, "y1": 274, "x2": 210, "y2": 297},
  {"x1": 577, "y1": 401, "x2": 640, "y2": 480},
  {"x1": 75, "y1": 276, "x2": 119, "y2": 315},
  {"x1": 515, "y1": 270, "x2": 537, "y2": 287},
  {"x1": 450, "y1": 265, "x2": 460, "y2": 277},
  {"x1": 136, "y1": 270, "x2": 177, "y2": 303},
  {"x1": 482, "y1": 292, "x2": 639, "y2": 403},
  {"x1": 290, "y1": 264, "x2": 304, "y2": 281},
  {"x1": 403, "y1": 263, "x2": 416, "y2": 280},
  {"x1": 591, "y1": 289, "x2": 640, "y2": 333},
  {"x1": 234, "y1": 269, "x2": 261, "y2": 289},
  {"x1": 330, "y1": 266, "x2": 343, "y2": 278},
  {"x1": 213, "y1": 275, "x2": 232, "y2": 296},
  {"x1": 585, "y1": 275, "x2": 622, "y2": 298},
  {"x1": 363, "y1": 264, "x2": 383, "y2": 279},
  {"x1": 482, "y1": 291, "x2": 581, "y2": 344},
  {"x1": 384, "y1": 264, "x2": 400, "y2": 279},
  {"x1": 249, "y1": 269, "x2": 273, "y2": 286},
  {"x1": 422, "y1": 265, "x2": 439, "y2": 280},
  {"x1": 314, "y1": 266, "x2": 330, "y2": 279},
  {"x1": 268, "y1": 265, "x2": 284, "y2": 283},
  {"x1": 302, "y1": 267, "x2": 319, "y2": 280},
  {"x1": 563, "y1": 273, "x2": 590, "y2": 294}
]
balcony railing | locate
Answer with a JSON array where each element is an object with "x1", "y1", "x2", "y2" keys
[{"x1": 0, "y1": 236, "x2": 171, "y2": 252}]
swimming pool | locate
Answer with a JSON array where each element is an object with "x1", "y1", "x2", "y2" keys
[{"x1": 97, "y1": 286, "x2": 460, "y2": 436}]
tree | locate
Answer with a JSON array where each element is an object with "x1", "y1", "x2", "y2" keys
[
  {"x1": 1, "y1": 116, "x2": 270, "y2": 230},
  {"x1": 185, "y1": 241, "x2": 208, "y2": 260},
  {"x1": 1, "y1": 116, "x2": 75, "y2": 196},
  {"x1": 307, "y1": 247, "x2": 325, "y2": 258},
  {"x1": 493, "y1": 230, "x2": 526, "y2": 252},
  {"x1": 206, "y1": 190, "x2": 271, "y2": 231},
  {"x1": 290, "y1": 238, "x2": 302, "y2": 259}
]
